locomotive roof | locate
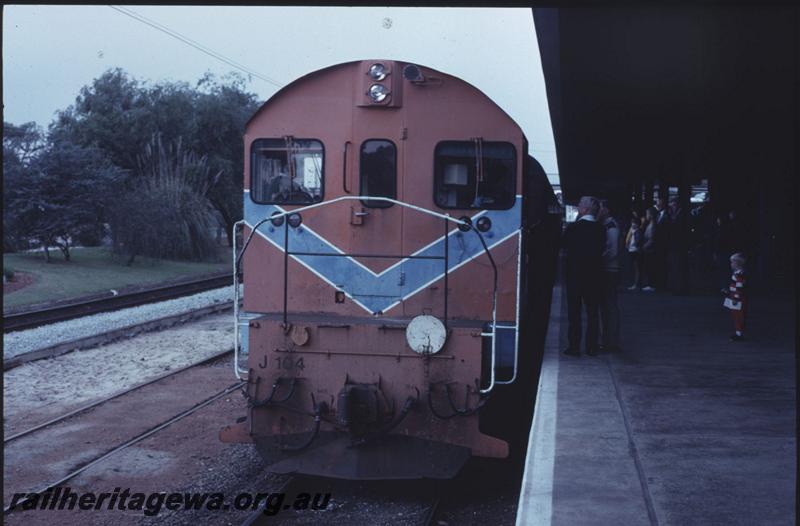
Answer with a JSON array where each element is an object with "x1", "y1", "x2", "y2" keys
[{"x1": 244, "y1": 59, "x2": 519, "y2": 131}]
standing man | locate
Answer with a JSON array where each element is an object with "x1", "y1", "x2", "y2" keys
[
  {"x1": 563, "y1": 196, "x2": 606, "y2": 356},
  {"x1": 654, "y1": 197, "x2": 670, "y2": 290},
  {"x1": 668, "y1": 196, "x2": 690, "y2": 295},
  {"x1": 598, "y1": 200, "x2": 621, "y2": 353}
]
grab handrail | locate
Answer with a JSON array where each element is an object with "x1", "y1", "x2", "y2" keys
[{"x1": 232, "y1": 196, "x2": 500, "y2": 393}]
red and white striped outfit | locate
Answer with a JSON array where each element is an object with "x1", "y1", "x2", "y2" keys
[{"x1": 728, "y1": 269, "x2": 746, "y2": 332}]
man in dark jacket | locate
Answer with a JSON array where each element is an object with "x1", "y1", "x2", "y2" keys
[
  {"x1": 654, "y1": 197, "x2": 670, "y2": 290},
  {"x1": 563, "y1": 196, "x2": 606, "y2": 356},
  {"x1": 668, "y1": 197, "x2": 690, "y2": 295}
]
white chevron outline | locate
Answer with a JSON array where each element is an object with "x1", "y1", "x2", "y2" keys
[
  {"x1": 380, "y1": 229, "x2": 521, "y2": 314},
  {"x1": 247, "y1": 222, "x2": 375, "y2": 314},
  {"x1": 243, "y1": 190, "x2": 522, "y2": 315},
  {"x1": 244, "y1": 189, "x2": 493, "y2": 278},
  {"x1": 244, "y1": 221, "x2": 520, "y2": 316}
]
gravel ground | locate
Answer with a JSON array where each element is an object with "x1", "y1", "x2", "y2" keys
[
  {"x1": 137, "y1": 443, "x2": 283, "y2": 526},
  {"x1": 3, "y1": 286, "x2": 238, "y2": 360},
  {"x1": 3, "y1": 313, "x2": 237, "y2": 433},
  {"x1": 4, "y1": 358, "x2": 265, "y2": 526}
]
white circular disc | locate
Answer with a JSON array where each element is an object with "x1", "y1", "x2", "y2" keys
[{"x1": 405, "y1": 315, "x2": 447, "y2": 354}]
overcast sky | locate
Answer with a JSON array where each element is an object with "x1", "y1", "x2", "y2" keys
[{"x1": 3, "y1": 6, "x2": 558, "y2": 182}]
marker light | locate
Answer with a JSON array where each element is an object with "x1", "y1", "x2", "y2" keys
[
  {"x1": 287, "y1": 213, "x2": 303, "y2": 228},
  {"x1": 368, "y1": 63, "x2": 387, "y2": 81},
  {"x1": 403, "y1": 64, "x2": 425, "y2": 83},
  {"x1": 270, "y1": 211, "x2": 284, "y2": 227},
  {"x1": 368, "y1": 84, "x2": 388, "y2": 103}
]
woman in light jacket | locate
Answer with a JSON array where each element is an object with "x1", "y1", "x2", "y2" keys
[{"x1": 641, "y1": 207, "x2": 657, "y2": 292}]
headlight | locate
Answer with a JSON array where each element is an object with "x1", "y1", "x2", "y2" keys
[
  {"x1": 368, "y1": 83, "x2": 388, "y2": 102},
  {"x1": 270, "y1": 211, "x2": 284, "y2": 227},
  {"x1": 476, "y1": 216, "x2": 492, "y2": 232},
  {"x1": 406, "y1": 315, "x2": 447, "y2": 355},
  {"x1": 368, "y1": 63, "x2": 387, "y2": 81},
  {"x1": 287, "y1": 213, "x2": 302, "y2": 228}
]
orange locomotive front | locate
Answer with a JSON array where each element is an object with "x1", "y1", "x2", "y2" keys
[{"x1": 220, "y1": 60, "x2": 538, "y2": 479}]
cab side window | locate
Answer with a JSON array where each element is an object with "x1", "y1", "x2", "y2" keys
[
  {"x1": 251, "y1": 138, "x2": 324, "y2": 205},
  {"x1": 434, "y1": 141, "x2": 516, "y2": 209},
  {"x1": 360, "y1": 139, "x2": 397, "y2": 208}
]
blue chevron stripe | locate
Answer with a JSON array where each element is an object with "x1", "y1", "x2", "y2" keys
[{"x1": 244, "y1": 195, "x2": 521, "y2": 314}]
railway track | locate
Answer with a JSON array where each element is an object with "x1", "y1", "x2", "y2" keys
[
  {"x1": 3, "y1": 301, "x2": 234, "y2": 370},
  {"x1": 4, "y1": 348, "x2": 234, "y2": 443},
  {"x1": 240, "y1": 476, "x2": 443, "y2": 526},
  {"x1": 3, "y1": 272, "x2": 232, "y2": 333},
  {"x1": 239, "y1": 476, "x2": 299, "y2": 526},
  {"x1": 3, "y1": 350, "x2": 245, "y2": 515},
  {"x1": 237, "y1": 455, "x2": 523, "y2": 526}
]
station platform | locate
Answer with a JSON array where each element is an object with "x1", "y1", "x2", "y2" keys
[{"x1": 516, "y1": 283, "x2": 796, "y2": 525}]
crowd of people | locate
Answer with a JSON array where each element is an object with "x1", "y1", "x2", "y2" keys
[
  {"x1": 623, "y1": 197, "x2": 748, "y2": 295},
  {"x1": 563, "y1": 195, "x2": 750, "y2": 356}
]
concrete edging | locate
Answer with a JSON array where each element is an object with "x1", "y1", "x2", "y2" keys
[{"x1": 516, "y1": 286, "x2": 562, "y2": 526}]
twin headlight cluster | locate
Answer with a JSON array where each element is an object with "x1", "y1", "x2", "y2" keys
[
  {"x1": 356, "y1": 59, "x2": 426, "y2": 108},
  {"x1": 367, "y1": 63, "x2": 390, "y2": 103},
  {"x1": 270, "y1": 211, "x2": 302, "y2": 228},
  {"x1": 457, "y1": 215, "x2": 493, "y2": 233},
  {"x1": 365, "y1": 62, "x2": 424, "y2": 104}
]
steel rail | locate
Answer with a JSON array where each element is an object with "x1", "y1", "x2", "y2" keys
[
  {"x1": 240, "y1": 476, "x2": 441, "y2": 526},
  {"x1": 3, "y1": 302, "x2": 234, "y2": 371},
  {"x1": 4, "y1": 348, "x2": 234, "y2": 443},
  {"x1": 3, "y1": 380, "x2": 246, "y2": 515},
  {"x1": 3, "y1": 273, "x2": 232, "y2": 333},
  {"x1": 239, "y1": 476, "x2": 298, "y2": 526},
  {"x1": 420, "y1": 496, "x2": 443, "y2": 526}
]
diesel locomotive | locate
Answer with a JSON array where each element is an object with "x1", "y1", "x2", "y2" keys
[{"x1": 220, "y1": 59, "x2": 561, "y2": 479}]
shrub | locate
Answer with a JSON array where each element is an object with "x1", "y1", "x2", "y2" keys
[
  {"x1": 75, "y1": 225, "x2": 107, "y2": 247},
  {"x1": 109, "y1": 135, "x2": 220, "y2": 264}
]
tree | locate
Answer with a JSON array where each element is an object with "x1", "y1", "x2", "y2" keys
[
  {"x1": 8, "y1": 140, "x2": 122, "y2": 261},
  {"x1": 110, "y1": 135, "x2": 221, "y2": 264},
  {"x1": 143, "y1": 80, "x2": 199, "y2": 152},
  {"x1": 192, "y1": 73, "x2": 260, "y2": 246},
  {"x1": 50, "y1": 69, "x2": 261, "y2": 247},
  {"x1": 4, "y1": 121, "x2": 45, "y2": 164},
  {"x1": 3, "y1": 122, "x2": 45, "y2": 251},
  {"x1": 49, "y1": 69, "x2": 150, "y2": 173}
]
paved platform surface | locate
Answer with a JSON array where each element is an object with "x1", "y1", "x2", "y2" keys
[{"x1": 517, "y1": 284, "x2": 796, "y2": 525}]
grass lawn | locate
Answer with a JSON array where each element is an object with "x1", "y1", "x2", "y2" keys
[{"x1": 3, "y1": 246, "x2": 231, "y2": 310}]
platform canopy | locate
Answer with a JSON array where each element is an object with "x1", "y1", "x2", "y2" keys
[{"x1": 533, "y1": 7, "x2": 796, "y2": 204}]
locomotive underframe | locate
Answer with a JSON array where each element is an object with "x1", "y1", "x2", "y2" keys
[{"x1": 219, "y1": 314, "x2": 509, "y2": 478}]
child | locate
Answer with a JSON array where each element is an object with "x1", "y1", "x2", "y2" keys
[
  {"x1": 625, "y1": 212, "x2": 643, "y2": 290},
  {"x1": 723, "y1": 253, "x2": 747, "y2": 341}
]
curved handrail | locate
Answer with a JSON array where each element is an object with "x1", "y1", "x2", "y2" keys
[
  {"x1": 232, "y1": 220, "x2": 247, "y2": 379},
  {"x1": 232, "y1": 196, "x2": 500, "y2": 394},
  {"x1": 235, "y1": 196, "x2": 470, "y2": 276},
  {"x1": 342, "y1": 141, "x2": 351, "y2": 194}
]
